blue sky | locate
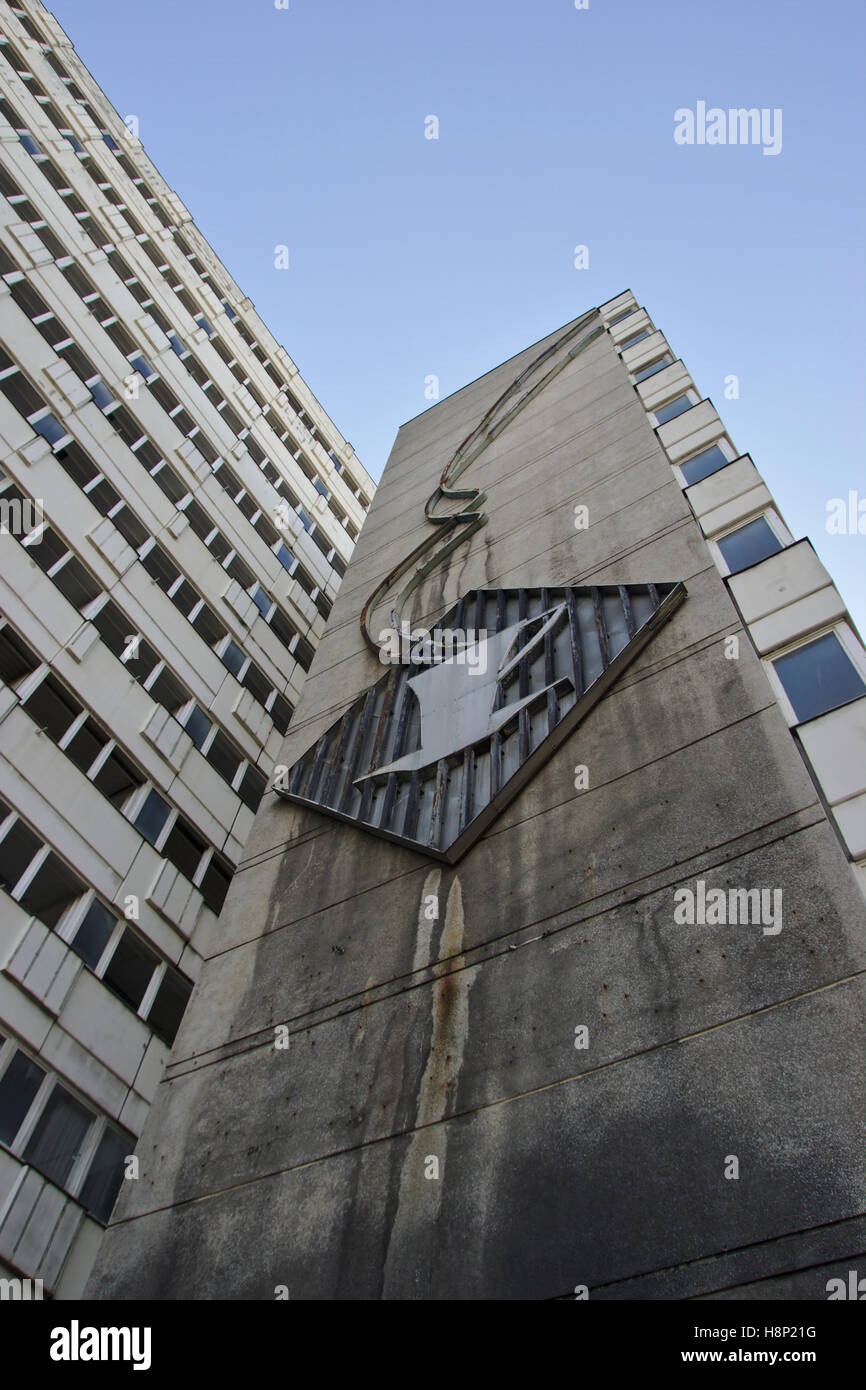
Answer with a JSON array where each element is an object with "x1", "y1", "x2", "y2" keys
[{"x1": 48, "y1": 0, "x2": 865, "y2": 630}]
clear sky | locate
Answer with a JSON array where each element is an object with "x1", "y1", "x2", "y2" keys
[{"x1": 47, "y1": 0, "x2": 865, "y2": 631}]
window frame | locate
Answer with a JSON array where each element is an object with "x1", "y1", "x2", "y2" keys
[
  {"x1": 764, "y1": 623, "x2": 866, "y2": 728},
  {"x1": 707, "y1": 509, "x2": 792, "y2": 578}
]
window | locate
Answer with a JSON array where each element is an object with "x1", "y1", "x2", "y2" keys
[
  {"x1": 162, "y1": 819, "x2": 207, "y2": 880},
  {"x1": 204, "y1": 731, "x2": 241, "y2": 784},
  {"x1": 271, "y1": 694, "x2": 294, "y2": 736},
  {"x1": 620, "y1": 330, "x2": 649, "y2": 348},
  {"x1": 102, "y1": 928, "x2": 159, "y2": 1011},
  {"x1": 633, "y1": 356, "x2": 672, "y2": 383},
  {"x1": 184, "y1": 705, "x2": 212, "y2": 750},
  {"x1": 71, "y1": 899, "x2": 117, "y2": 970},
  {"x1": 0, "y1": 817, "x2": 41, "y2": 891},
  {"x1": 251, "y1": 586, "x2": 272, "y2": 619},
  {"x1": 241, "y1": 663, "x2": 272, "y2": 705},
  {"x1": 78, "y1": 1125, "x2": 130, "y2": 1223},
  {"x1": 654, "y1": 395, "x2": 694, "y2": 425},
  {"x1": 23, "y1": 1083, "x2": 92, "y2": 1188},
  {"x1": 0, "y1": 623, "x2": 39, "y2": 686},
  {"x1": 0, "y1": 1050, "x2": 45, "y2": 1144},
  {"x1": 220, "y1": 639, "x2": 246, "y2": 678},
  {"x1": 147, "y1": 968, "x2": 192, "y2": 1048},
  {"x1": 23, "y1": 674, "x2": 79, "y2": 742},
  {"x1": 717, "y1": 517, "x2": 783, "y2": 575},
  {"x1": 772, "y1": 632, "x2": 866, "y2": 724},
  {"x1": 17, "y1": 852, "x2": 83, "y2": 929},
  {"x1": 275, "y1": 542, "x2": 294, "y2": 573},
  {"x1": 65, "y1": 718, "x2": 109, "y2": 776},
  {"x1": 237, "y1": 764, "x2": 266, "y2": 813},
  {"x1": 52, "y1": 555, "x2": 101, "y2": 612},
  {"x1": 679, "y1": 444, "x2": 731, "y2": 487},
  {"x1": 133, "y1": 788, "x2": 171, "y2": 845},
  {"x1": 199, "y1": 854, "x2": 232, "y2": 914},
  {"x1": 88, "y1": 380, "x2": 116, "y2": 412},
  {"x1": 92, "y1": 747, "x2": 142, "y2": 809}
]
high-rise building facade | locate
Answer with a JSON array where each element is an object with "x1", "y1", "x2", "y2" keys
[
  {"x1": 90, "y1": 290, "x2": 865, "y2": 1301},
  {"x1": 0, "y1": 0, "x2": 373, "y2": 1298}
]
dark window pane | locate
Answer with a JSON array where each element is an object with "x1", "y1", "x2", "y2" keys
[
  {"x1": 78, "y1": 1126, "x2": 131, "y2": 1223},
  {"x1": 52, "y1": 556, "x2": 101, "y2": 611},
  {"x1": 170, "y1": 579, "x2": 199, "y2": 617},
  {"x1": 0, "y1": 818, "x2": 42, "y2": 891},
  {"x1": 251, "y1": 586, "x2": 271, "y2": 618},
  {"x1": 0, "y1": 369, "x2": 44, "y2": 417},
  {"x1": 65, "y1": 717, "x2": 109, "y2": 776},
  {"x1": 162, "y1": 819, "x2": 206, "y2": 881},
  {"x1": 191, "y1": 604, "x2": 224, "y2": 646},
  {"x1": 621, "y1": 330, "x2": 649, "y2": 348},
  {"x1": 241, "y1": 663, "x2": 271, "y2": 705},
  {"x1": 654, "y1": 395, "x2": 693, "y2": 425},
  {"x1": 147, "y1": 969, "x2": 192, "y2": 1047},
  {"x1": 717, "y1": 518, "x2": 783, "y2": 575},
  {"x1": 111, "y1": 505, "x2": 149, "y2": 551},
  {"x1": 204, "y1": 730, "x2": 240, "y2": 784},
  {"x1": 23, "y1": 1084, "x2": 92, "y2": 1188},
  {"x1": 773, "y1": 633, "x2": 866, "y2": 724},
  {"x1": 681, "y1": 445, "x2": 730, "y2": 487},
  {"x1": 17, "y1": 851, "x2": 83, "y2": 928},
  {"x1": 133, "y1": 788, "x2": 170, "y2": 845},
  {"x1": 226, "y1": 554, "x2": 254, "y2": 590},
  {"x1": 0, "y1": 1050, "x2": 45, "y2": 1144},
  {"x1": 237, "y1": 764, "x2": 266, "y2": 813},
  {"x1": 294, "y1": 635, "x2": 314, "y2": 672},
  {"x1": 0, "y1": 624, "x2": 39, "y2": 686},
  {"x1": 103, "y1": 928, "x2": 159, "y2": 1011},
  {"x1": 25, "y1": 525, "x2": 67, "y2": 573},
  {"x1": 23, "y1": 674, "x2": 80, "y2": 742},
  {"x1": 270, "y1": 694, "x2": 293, "y2": 736},
  {"x1": 185, "y1": 705, "x2": 211, "y2": 749},
  {"x1": 220, "y1": 640, "x2": 245, "y2": 677},
  {"x1": 92, "y1": 748, "x2": 142, "y2": 808},
  {"x1": 84, "y1": 475, "x2": 121, "y2": 516},
  {"x1": 633, "y1": 357, "x2": 671, "y2": 383},
  {"x1": 152, "y1": 464, "x2": 187, "y2": 505},
  {"x1": 141, "y1": 545, "x2": 180, "y2": 592},
  {"x1": 199, "y1": 855, "x2": 231, "y2": 914},
  {"x1": 71, "y1": 899, "x2": 116, "y2": 969},
  {"x1": 149, "y1": 667, "x2": 188, "y2": 715},
  {"x1": 32, "y1": 412, "x2": 68, "y2": 447}
]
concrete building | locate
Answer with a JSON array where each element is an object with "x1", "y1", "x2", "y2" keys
[
  {"x1": 0, "y1": 0, "x2": 373, "y2": 1297},
  {"x1": 88, "y1": 289, "x2": 866, "y2": 1301}
]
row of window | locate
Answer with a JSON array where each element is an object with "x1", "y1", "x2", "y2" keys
[
  {"x1": 47, "y1": 241, "x2": 347, "y2": 595},
  {"x1": 0, "y1": 1031, "x2": 133, "y2": 1224},
  {"x1": 0, "y1": 621, "x2": 235, "y2": 910},
  {"x1": 0, "y1": 253, "x2": 320, "y2": 648},
  {"x1": 0, "y1": 48, "x2": 364, "y2": 537},
  {"x1": 0, "y1": 91, "x2": 350, "y2": 590},
  {"x1": 0, "y1": 469, "x2": 277, "y2": 796},
  {"x1": 1, "y1": 605, "x2": 262, "y2": 834},
  {"x1": 0, "y1": 793, "x2": 194, "y2": 1047},
  {"x1": 0, "y1": 358, "x2": 297, "y2": 734},
  {"x1": 0, "y1": 20, "x2": 371, "y2": 514},
  {"x1": 612, "y1": 309, "x2": 866, "y2": 727}
]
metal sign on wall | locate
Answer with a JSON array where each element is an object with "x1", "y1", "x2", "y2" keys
[{"x1": 275, "y1": 582, "x2": 686, "y2": 862}]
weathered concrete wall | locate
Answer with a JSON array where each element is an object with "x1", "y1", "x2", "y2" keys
[{"x1": 87, "y1": 313, "x2": 866, "y2": 1300}]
